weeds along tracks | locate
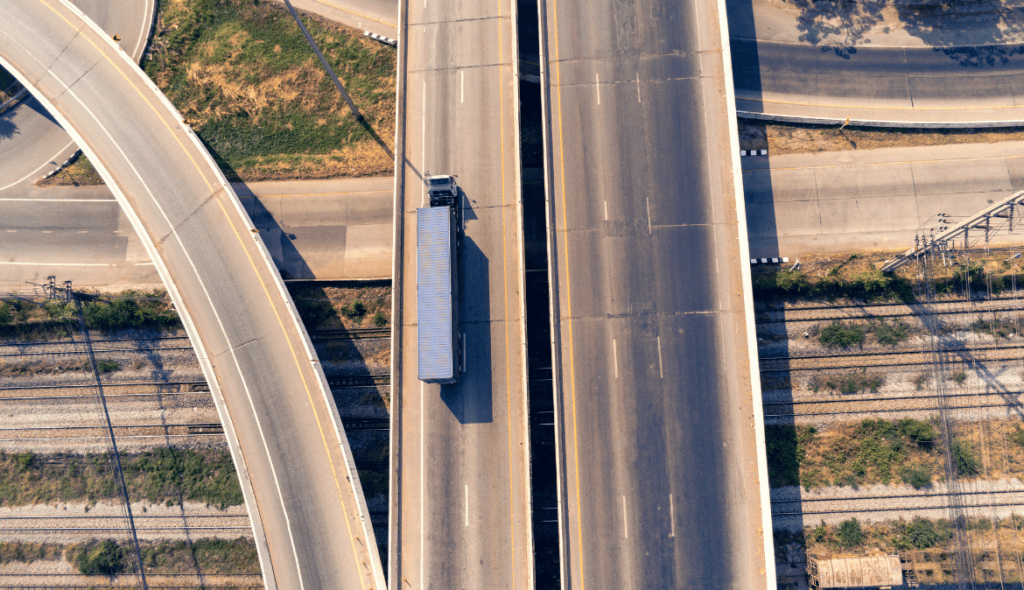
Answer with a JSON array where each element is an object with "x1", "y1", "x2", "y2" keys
[
  {"x1": 762, "y1": 390, "x2": 1024, "y2": 419},
  {"x1": 761, "y1": 343, "x2": 1024, "y2": 372},
  {"x1": 755, "y1": 295, "x2": 1024, "y2": 325}
]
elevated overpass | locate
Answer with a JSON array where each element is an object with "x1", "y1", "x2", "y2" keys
[
  {"x1": 538, "y1": 0, "x2": 775, "y2": 586},
  {"x1": 389, "y1": 0, "x2": 534, "y2": 586},
  {"x1": 0, "y1": 1, "x2": 384, "y2": 588}
]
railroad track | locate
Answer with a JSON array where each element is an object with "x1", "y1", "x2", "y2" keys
[
  {"x1": 0, "y1": 417, "x2": 389, "y2": 439},
  {"x1": 759, "y1": 342, "x2": 1024, "y2": 373},
  {"x1": 309, "y1": 327, "x2": 391, "y2": 340}
]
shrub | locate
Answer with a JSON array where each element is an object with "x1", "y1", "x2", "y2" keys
[
  {"x1": 873, "y1": 318, "x2": 910, "y2": 347},
  {"x1": 82, "y1": 294, "x2": 179, "y2": 332},
  {"x1": 913, "y1": 372, "x2": 930, "y2": 391},
  {"x1": 342, "y1": 300, "x2": 367, "y2": 318},
  {"x1": 897, "y1": 419, "x2": 936, "y2": 447},
  {"x1": 903, "y1": 517, "x2": 948, "y2": 549},
  {"x1": 1012, "y1": 428, "x2": 1024, "y2": 448},
  {"x1": 952, "y1": 371, "x2": 967, "y2": 386},
  {"x1": 901, "y1": 464, "x2": 932, "y2": 489},
  {"x1": 837, "y1": 518, "x2": 864, "y2": 548},
  {"x1": 0, "y1": 303, "x2": 10, "y2": 326},
  {"x1": 96, "y1": 360, "x2": 120, "y2": 373},
  {"x1": 765, "y1": 425, "x2": 816, "y2": 488},
  {"x1": 819, "y1": 321, "x2": 865, "y2": 349},
  {"x1": 73, "y1": 539, "x2": 126, "y2": 575},
  {"x1": 295, "y1": 299, "x2": 336, "y2": 327},
  {"x1": 372, "y1": 311, "x2": 388, "y2": 327},
  {"x1": 952, "y1": 439, "x2": 979, "y2": 476}
]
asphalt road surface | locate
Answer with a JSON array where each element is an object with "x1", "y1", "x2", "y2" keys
[
  {"x1": 0, "y1": 2, "x2": 384, "y2": 588},
  {"x1": 538, "y1": 0, "x2": 774, "y2": 587},
  {"x1": 0, "y1": 178, "x2": 393, "y2": 290},
  {"x1": 390, "y1": 0, "x2": 533, "y2": 587},
  {"x1": 0, "y1": 0, "x2": 153, "y2": 192}
]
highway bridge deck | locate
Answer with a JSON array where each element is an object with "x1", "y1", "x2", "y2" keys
[{"x1": 538, "y1": 0, "x2": 775, "y2": 586}]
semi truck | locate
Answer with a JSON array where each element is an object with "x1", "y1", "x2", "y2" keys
[{"x1": 417, "y1": 175, "x2": 460, "y2": 383}]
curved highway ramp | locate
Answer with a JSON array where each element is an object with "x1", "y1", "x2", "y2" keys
[{"x1": 0, "y1": 1, "x2": 385, "y2": 589}]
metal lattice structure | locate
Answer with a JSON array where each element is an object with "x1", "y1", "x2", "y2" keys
[{"x1": 882, "y1": 191, "x2": 1024, "y2": 273}]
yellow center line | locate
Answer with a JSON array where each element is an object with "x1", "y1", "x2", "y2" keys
[
  {"x1": 547, "y1": 0, "x2": 586, "y2": 588},
  {"x1": 214, "y1": 197, "x2": 370, "y2": 590},
  {"x1": 496, "y1": 1, "x2": 517, "y2": 588},
  {"x1": 35, "y1": 2, "x2": 371, "y2": 587},
  {"x1": 38, "y1": 0, "x2": 215, "y2": 195}
]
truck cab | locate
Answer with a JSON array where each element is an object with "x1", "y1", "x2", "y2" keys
[{"x1": 425, "y1": 174, "x2": 458, "y2": 208}]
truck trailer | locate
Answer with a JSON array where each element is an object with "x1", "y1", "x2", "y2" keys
[{"x1": 416, "y1": 175, "x2": 460, "y2": 383}]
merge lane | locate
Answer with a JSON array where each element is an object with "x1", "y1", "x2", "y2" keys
[
  {"x1": 541, "y1": 0, "x2": 773, "y2": 588},
  {"x1": 0, "y1": 2, "x2": 383, "y2": 589},
  {"x1": 392, "y1": 0, "x2": 532, "y2": 587}
]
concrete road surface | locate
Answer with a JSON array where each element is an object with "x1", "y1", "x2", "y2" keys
[
  {"x1": 0, "y1": 0, "x2": 153, "y2": 192},
  {"x1": 728, "y1": 0, "x2": 1024, "y2": 126},
  {"x1": 0, "y1": 178, "x2": 393, "y2": 291},
  {"x1": 390, "y1": 0, "x2": 534, "y2": 587},
  {"x1": 539, "y1": 0, "x2": 774, "y2": 587},
  {"x1": 282, "y1": 0, "x2": 398, "y2": 39},
  {"x1": 745, "y1": 141, "x2": 1024, "y2": 257},
  {"x1": 0, "y1": 2, "x2": 383, "y2": 588}
]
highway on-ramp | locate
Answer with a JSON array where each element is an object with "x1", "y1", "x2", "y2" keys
[
  {"x1": 390, "y1": 0, "x2": 534, "y2": 586},
  {"x1": 0, "y1": 1, "x2": 384, "y2": 588},
  {"x1": 0, "y1": 0, "x2": 153, "y2": 192},
  {"x1": 538, "y1": 0, "x2": 775, "y2": 587}
]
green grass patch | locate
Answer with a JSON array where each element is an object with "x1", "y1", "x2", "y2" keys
[
  {"x1": 0, "y1": 449, "x2": 243, "y2": 508},
  {"x1": 144, "y1": 0, "x2": 395, "y2": 181},
  {"x1": 96, "y1": 360, "x2": 120, "y2": 373},
  {"x1": 139, "y1": 538, "x2": 260, "y2": 574},
  {"x1": 0, "y1": 542, "x2": 63, "y2": 566},
  {"x1": 753, "y1": 267, "x2": 915, "y2": 303},
  {"x1": 82, "y1": 293, "x2": 181, "y2": 332},
  {"x1": 768, "y1": 419, "x2": 942, "y2": 490},
  {"x1": 0, "y1": 291, "x2": 180, "y2": 340},
  {"x1": 123, "y1": 448, "x2": 244, "y2": 509}
]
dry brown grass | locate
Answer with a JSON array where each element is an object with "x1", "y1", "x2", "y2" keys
[
  {"x1": 35, "y1": 154, "x2": 105, "y2": 187},
  {"x1": 144, "y1": 0, "x2": 396, "y2": 182},
  {"x1": 739, "y1": 119, "x2": 1024, "y2": 156},
  {"x1": 0, "y1": 358, "x2": 89, "y2": 377}
]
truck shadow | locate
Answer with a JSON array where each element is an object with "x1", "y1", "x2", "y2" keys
[{"x1": 440, "y1": 222, "x2": 493, "y2": 424}]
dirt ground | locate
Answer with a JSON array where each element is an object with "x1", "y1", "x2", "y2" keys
[{"x1": 739, "y1": 119, "x2": 1024, "y2": 156}]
